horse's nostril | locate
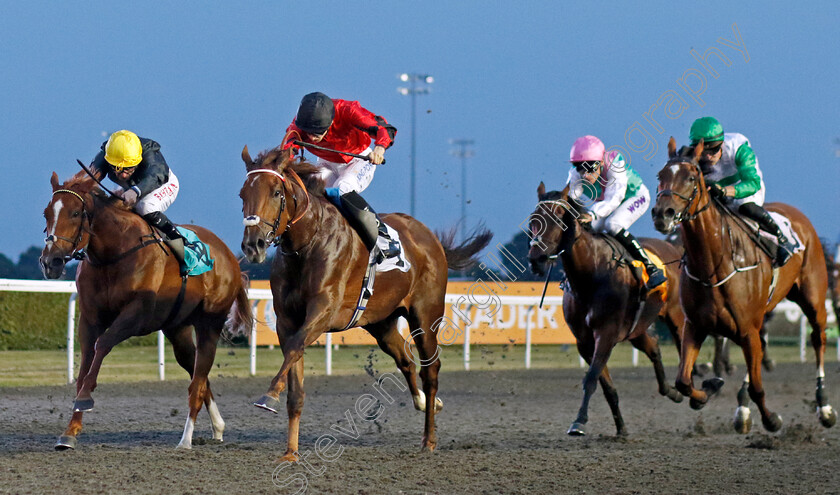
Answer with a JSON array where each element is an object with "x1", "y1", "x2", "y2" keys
[
  {"x1": 256, "y1": 238, "x2": 266, "y2": 250},
  {"x1": 665, "y1": 208, "x2": 675, "y2": 218},
  {"x1": 51, "y1": 257, "x2": 64, "y2": 267}
]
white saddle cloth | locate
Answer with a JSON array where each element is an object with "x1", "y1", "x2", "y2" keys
[{"x1": 369, "y1": 223, "x2": 411, "y2": 273}]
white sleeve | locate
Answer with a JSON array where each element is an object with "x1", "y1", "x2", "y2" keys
[
  {"x1": 565, "y1": 167, "x2": 582, "y2": 201},
  {"x1": 590, "y1": 159, "x2": 628, "y2": 219}
]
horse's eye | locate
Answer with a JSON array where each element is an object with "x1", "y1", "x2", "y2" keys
[
  {"x1": 274, "y1": 190, "x2": 282, "y2": 198},
  {"x1": 72, "y1": 211, "x2": 81, "y2": 218},
  {"x1": 689, "y1": 176, "x2": 696, "y2": 182}
]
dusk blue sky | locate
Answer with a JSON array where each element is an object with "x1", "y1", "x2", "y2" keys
[{"x1": 1, "y1": 2, "x2": 838, "y2": 262}]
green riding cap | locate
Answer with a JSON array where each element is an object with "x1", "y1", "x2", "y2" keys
[{"x1": 690, "y1": 117, "x2": 724, "y2": 145}]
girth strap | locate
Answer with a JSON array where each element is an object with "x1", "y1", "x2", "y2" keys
[
  {"x1": 160, "y1": 274, "x2": 188, "y2": 330},
  {"x1": 341, "y1": 256, "x2": 378, "y2": 330}
]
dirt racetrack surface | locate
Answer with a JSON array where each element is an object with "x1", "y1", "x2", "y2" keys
[{"x1": 1, "y1": 362, "x2": 839, "y2": 494}]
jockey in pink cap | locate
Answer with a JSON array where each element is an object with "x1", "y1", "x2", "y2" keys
[{"x1": 565, "y1": 135, "x2": 666, "y2": 289}]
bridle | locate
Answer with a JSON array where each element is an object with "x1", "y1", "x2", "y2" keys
[
  {"x1": 529, "y1": 199, "x2": 580, "y2": 258},
  {"x1": 45, "y1": 189, "x2": 90, "y2": 261},
  {"x1": 655, "y1": 160, "x2": 711, "y2": 223},
  {"x1": 243, "y1": 167, "x2": 311, "y2": 247}
]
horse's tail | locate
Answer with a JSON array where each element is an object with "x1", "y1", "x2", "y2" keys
[
  {"x1": 436, "y1": 224, "x2": 493, "y2": 271},
  {"x1": 224, "y1": 272, "x2": 254, "y2": 337}
]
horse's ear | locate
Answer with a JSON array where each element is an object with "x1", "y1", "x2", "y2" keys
[
  {"x1": 693, "y1": 138, "x2": 704, "y2": 161},
  {"x1": 537, "y1": 181, "x2": 546, "y2": 199},
  {"x1": 241, "y1": 145, "x2": 255, "y2": 171},
  {"x1": 50, "y1": 171, "x2": 60, "y2": 191},
  {"x1": 668, "y1": 137, "x2": 677, "y2": 158}
]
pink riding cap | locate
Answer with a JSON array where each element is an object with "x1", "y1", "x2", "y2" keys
[{"x1": 569, "y1": 135, "x2": 605, "y2": 162}]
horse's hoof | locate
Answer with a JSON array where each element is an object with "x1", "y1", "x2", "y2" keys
[
  {"x1": 175, "y1": 443, "x2": 192, "y2": 450},
  {"x1": 276, "y1": 451, "x2": 299, "y2": 463},
  {"x1": 253, "y1": 395, "x2": 281, "y2": 414},
  {"x1": 666, "y1": 388, "x2": 684, "y2": 404},
  {"x1": 567, "y1": 422, "x2": 586, "y2": 436},
  {"x1": 762, "y1": 358, "x2": 775, "y2": 372},
  {"x1": 73, "y1": 398, "x2": 94, "y2": 412},
  {"x1": 702, "y1": 377, "x2": 725, "y2": 397},
  {"x1": 54, "y1": 435, "x2": 77, "y2": 451},
  {"x1": 733, "y1": 406, "x2": 752, "y2": 434},
  {"x1": 818, "y1": 405, "x2": 837, "y2": 428},
  {"x1": 689, "y1": 398, "x2": 707, "y2": 411},
  {"x1": 763, "y1": 412, "x2": 782, "y2": 432}
]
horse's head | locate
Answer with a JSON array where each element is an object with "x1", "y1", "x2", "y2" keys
[
  {"x1": 651, "y1": 137, "x2": 709, "y2": 234},
  {"x1": 40, "y1": 171, "x2": 96, "y2": 279},
  {"x1": 527, "y1": 182, "x2": 580, "y2": 276},
  {"x1": 238, "y1": 146, "x2": 298, "y2": 263}
]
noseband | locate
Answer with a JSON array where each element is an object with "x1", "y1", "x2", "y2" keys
[{"x1": 46, "y1": 189, "x2": 90, "y2": 260}]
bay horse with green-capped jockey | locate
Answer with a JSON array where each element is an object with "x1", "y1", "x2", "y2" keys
[{"x1": 652, "y1": 137, "x2": 835, "y2": 433}]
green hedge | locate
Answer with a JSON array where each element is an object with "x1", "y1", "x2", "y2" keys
[{"x1": 0, "y1": 292, "x2": 156, "y2": 350}]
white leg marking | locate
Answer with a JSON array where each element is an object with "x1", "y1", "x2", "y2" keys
[
  {"x1": 413, "y1": 392, "x2": 426, "y2": 412},
  {"x1": 177, "y1": 417, "x2": 195, "y2": 449},
  {"x1": 207, "y1": 399, "x2": 225, "y2": 441}
]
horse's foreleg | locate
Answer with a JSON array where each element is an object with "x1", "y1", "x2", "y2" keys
[
  {"x1": 629, "y1": 331, "x2": 682, "y2": 403},
  {"x1": 677, "y1": 322, "x2": 723, "y2": 410},
  {"x1": 57, "y1": 315, "x2": 99, "y2": 450},
  {"x1": 569, "y1": 335, "x2": 614, "y2": 436},
  {"x1": 598, "y1": 365, "x2": 626, "y2": 436},
  {"x1": 740, "y1": 330, "x2": 782, "y2": 433},
  {"x1": 279, "y1": 358, "x2": 305, "y2": 463}
]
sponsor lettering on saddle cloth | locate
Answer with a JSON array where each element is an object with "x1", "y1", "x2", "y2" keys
[
  {"x1": 630, "y1": 250, "x2": 668, "y2": 302},
  {"x1": 175, "y1": 226, "x2": 214, "y2": 276}
]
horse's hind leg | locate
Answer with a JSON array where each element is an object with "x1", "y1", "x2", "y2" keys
[
  {"x1": 406, "y1": 305, "x2": 443, "y2": 452},
  {"x1": 629, "y1": 332, "x2": 683, "y2": 403},
  {"x1": 366, "y1": 315, "x2": 427, "y2": 410},
  {"x1": 177, "y1": 322, "x2": 222, "y2": 449},
  {"x1": 676, "y1": 321, "x2": 724, "y2": 409},
  {"x1": 788, "y1": 283, "x2": 836, "y2": 428}
]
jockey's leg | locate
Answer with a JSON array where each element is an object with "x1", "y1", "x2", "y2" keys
[
  {"x1": 338, "y1": 191, "x2": 400, "y2": 259},
  {"x1": 737, "y1": 202, "x2": 794, "y2": 265},
  {"x1": 135, "y1": 172, "x2": 186, "y2": 274},
  {"x1": 603, "y1": 185, "x2": 665, "y2": 290},
  {"x1": 143, "y1": 211, "x2": 187, "y2": 274}
]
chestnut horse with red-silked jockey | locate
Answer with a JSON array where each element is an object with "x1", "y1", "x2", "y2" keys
[
  {"x1": 651, "y1": 137, "x2": 836, "y2": 433},
  {"x1": 238, "y1": 146, "x2": 492, "y2": 461},
  {"x1": 40, "y1": 171, "x2": 252, "y2": 450}
]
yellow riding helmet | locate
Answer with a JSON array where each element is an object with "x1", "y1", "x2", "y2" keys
[{"x1": 104, "y1": 130, "x2": 143, "y2": 169}]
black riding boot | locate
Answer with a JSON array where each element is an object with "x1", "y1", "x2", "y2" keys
[
  {"x1": 143, "y1": 211, "x2": 188, "y2": 275},
  {"x1": 339, "y1": 191, "x2": 400, "y2": 260},
  {"x1": 738, "y1": 202, "x2": 795, "y2": 266},
  {"x1": 614, "y1": 228, "x2": 667, "y2": 290}
]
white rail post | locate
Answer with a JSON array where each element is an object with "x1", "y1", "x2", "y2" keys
[
  {"x1": 800, "y1": 315, "x2": 807, "y2": 363},
  {"x1": 525, "y1": 305, "x2": 533, "y2": 369},
  {"x1": 250, "y1": 318, "x2": 257, "y2": 376},
  {"x1": 464, "y1": 322, "x2": 471, "y2": 371},
  {"x1": 325, "y1": 333, "x2": 333, "y2": 375},
  {"x1": 632, "y1": 348, "x2": 639, "y2": 367},
  {"x1": 66, "y1": 294, "x2": 77, "y2": 384},
  {"x1": 157, "y1": 330, "x2": 165, "y2": 381}
]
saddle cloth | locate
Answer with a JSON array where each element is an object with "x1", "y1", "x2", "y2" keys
[
  {"x1": 756, "y1": 212, "x2": 805, "y2": 255},
  {"x1": 175, "y1": 226, "x2": 215, "y2": 276},
  {"x1": 631, "y1": 250, "x2": 668, "y2": 302},
  {"x1": 371, "y1": 223, "x2": 411, "y2": 273}
]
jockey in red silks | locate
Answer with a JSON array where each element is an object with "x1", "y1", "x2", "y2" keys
[
  {"x1": 565, "y1": 135, "x2": 667, "y2": 290},
  {"x1": 282, "y1": 92, "x2": 400, "y2": 262}
]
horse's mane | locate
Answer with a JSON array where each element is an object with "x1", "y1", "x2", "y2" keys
[{"x1": 254, "y1": 148, "x2": 326, "y2": 197}]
